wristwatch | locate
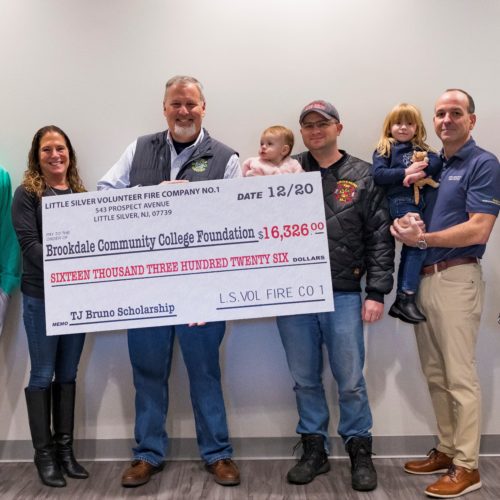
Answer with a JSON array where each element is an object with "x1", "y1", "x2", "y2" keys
[{"x1": 417, "y1": 232, "x2": 428, "y2": 250}]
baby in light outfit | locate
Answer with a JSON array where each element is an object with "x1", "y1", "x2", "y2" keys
[{"x1": 242, "y1": 125, "x2": 303, "y2": 176}]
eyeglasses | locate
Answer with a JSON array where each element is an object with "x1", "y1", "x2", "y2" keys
[{"x1": 301, "y1": 120, "x2": 336, "y2": 130}]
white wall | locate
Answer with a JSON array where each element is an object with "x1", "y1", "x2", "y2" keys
[{"x1": 1, "y1": 0, "x2": 500, "y2": 450}]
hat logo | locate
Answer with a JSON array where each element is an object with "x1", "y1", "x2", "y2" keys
[{"x1": 305, "y1": 101, "x2": 327, "y2": 112}]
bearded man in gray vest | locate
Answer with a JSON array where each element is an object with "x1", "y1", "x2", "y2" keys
[{"x1": 98, "y1": 75, "x2": 241, "y2": 488}]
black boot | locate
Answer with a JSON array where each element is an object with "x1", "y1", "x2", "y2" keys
[
  {"x1": 287, "y1": 434, "x2": 330, "y2": 484},
  {"x1": 346, "y1": 437, "x2": 377, "y2": 491},
  {"x1": 388, "y1": 292, "x2": 426, "y2": 324},
  {"x1": 25, "y1": 387, "x2": 66, "y2": 487},
  {"x1": 52, "y1": 382, "x2": 89, "y2": 479}
]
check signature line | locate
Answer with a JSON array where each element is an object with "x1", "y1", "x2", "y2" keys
[{"x1": 216, "y1": 298, "x2": 326, "y2": 310}]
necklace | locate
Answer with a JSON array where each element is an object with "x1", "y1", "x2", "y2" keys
[{"x1": 48, "y1": 185, "x2": 73, "y2": 196}]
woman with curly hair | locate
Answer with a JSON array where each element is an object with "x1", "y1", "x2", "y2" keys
[{"x1": 12, "y1": 125, "x2": 88, "y2": 487}]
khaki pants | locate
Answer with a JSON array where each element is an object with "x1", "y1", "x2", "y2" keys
[{"x1": 415, "y1": 263, "x2": 484, "y2": 469}]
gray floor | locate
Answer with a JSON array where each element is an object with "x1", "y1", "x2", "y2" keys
[{"x1": 0, "y1": 457, "x2": 499, "y2": 499}]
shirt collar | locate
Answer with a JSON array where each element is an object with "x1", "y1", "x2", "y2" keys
[
  {"x1": 308, "y1": 149, "x2": 348, "y2": 171},
  {"x1": 166, "y1": 128, "x2": 205, "y2": 151},
  {"x1": 440, "y1": 137, "x2": 476, "y2": 164}
]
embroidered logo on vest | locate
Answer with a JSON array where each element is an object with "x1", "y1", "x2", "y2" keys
[
  {"x1": 191, "y1": 159, "x2": 208, "y2": 173},
  {"x1": 334, "y1": 180, "x2": 357, "y2": 203}
]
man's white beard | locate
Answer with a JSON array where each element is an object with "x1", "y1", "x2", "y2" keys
[{"x1": 173, "y1": 123, "x2": 197, "y2": 140}]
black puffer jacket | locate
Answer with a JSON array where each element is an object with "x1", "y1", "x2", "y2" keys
[{"x1": 295, "y1": 150, "x2": 394, "y2": 303}]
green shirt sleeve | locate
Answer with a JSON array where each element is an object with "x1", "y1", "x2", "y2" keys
[{"x1": 0, "y1": 167, "x2": 21, "y2": 295}]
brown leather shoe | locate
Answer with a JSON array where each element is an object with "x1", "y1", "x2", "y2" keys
[
  {"x1": 121, "y1": 459, "x2": 163, "y2": 487},
  {"x1": 425, "y1": 465, "x2": 481, "y2": 498},
  {"x1": 205, "y1": 458, "x2": 240, "y2": 486},
  {"x1": 404, "y1": 448, "x2": 453, "y2": 475}
]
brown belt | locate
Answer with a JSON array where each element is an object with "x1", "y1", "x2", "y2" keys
[{"x1": 421, "y1": 257, "x2": 479, "y2": 276}]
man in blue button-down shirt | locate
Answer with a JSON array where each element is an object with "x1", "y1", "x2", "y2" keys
[{"x1": 98, "y1": 75, "x2": 241, "y2": 489}]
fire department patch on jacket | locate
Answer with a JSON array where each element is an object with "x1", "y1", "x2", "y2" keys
[
  {"x1": 191, "y1": 159, "x2": 208, "y2": 173},
  {"x1": 334, "y1": 180, "x2": 357, "y2": 203}
]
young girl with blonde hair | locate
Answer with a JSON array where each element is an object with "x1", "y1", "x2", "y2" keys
[{"x1": 372, "y1": 103, "x2": 441, "y2": 324}]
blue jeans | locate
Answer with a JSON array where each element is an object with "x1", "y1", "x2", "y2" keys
[
  {"x1": 389, "y1": 196, "x2": 426, "y2": 293},
  {"x1": 127, "y1": 322, "x2": 232, "y2": 466},
  {"x1": 276, "y1": 292, "x2": 372, "y2": 447},
  {"x1": 22, "y1": 294, "x2": 85, "y2": 390}
]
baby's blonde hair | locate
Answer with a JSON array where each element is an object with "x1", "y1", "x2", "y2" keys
[
  {"x1": 262, "y1": 125, "x2": 294, "y2": 158},
  {"x1": 376, "y1": 103, "x2": 430, "y2": 157}
]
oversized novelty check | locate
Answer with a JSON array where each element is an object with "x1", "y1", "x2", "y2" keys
[{"x1": 43, "y1": 172, "x2": 333, "y2": 335}]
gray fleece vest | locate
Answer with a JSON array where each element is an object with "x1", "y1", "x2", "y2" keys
[{"x1": 129, "y1": 129, "x2": 237, "y2": 186}]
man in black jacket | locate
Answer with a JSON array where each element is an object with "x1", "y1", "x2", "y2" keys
[{"x1": 277, "y1": 100, "x2": 394, "y2": 491}]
